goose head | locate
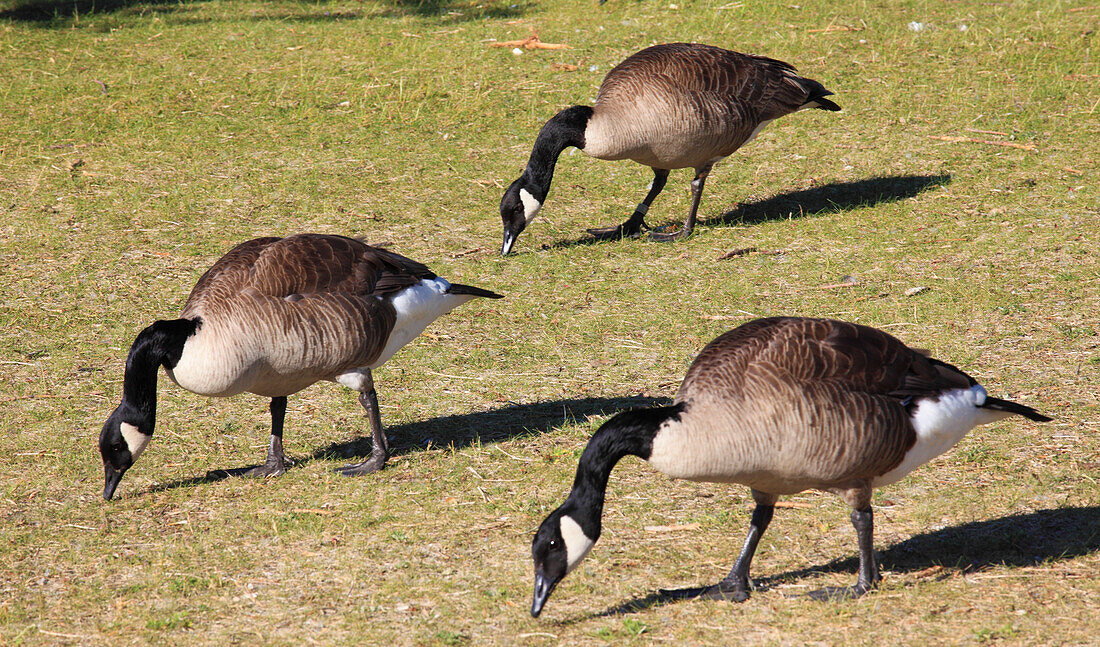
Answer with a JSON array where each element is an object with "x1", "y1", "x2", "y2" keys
[
  {"x1": 99, "y1": 404, "x2": 152, "y2": 500},
  {"x1": 530, "y1": 506, "x2": 596, "y2": 617},
  {"x1": 500, "y1": 179, "x2": 543, "y2": 256}
]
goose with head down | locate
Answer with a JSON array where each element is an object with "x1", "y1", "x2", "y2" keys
[
  {"x1": 530, "y1": 317, "x2": 1051, "y2": 616},
  {"x1": 500, "y1": 42, "x2": 840, "y2": 255},
  {"x1": 99, "y1": 234, "x2": 502, "y2": 500}
]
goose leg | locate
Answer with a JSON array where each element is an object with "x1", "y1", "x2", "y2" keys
[
  {"x1": 336, "y1": 370, "x2": 389, "y2": 476},
  {"x1": 241, "y1": 396, "x2": 292, "y2": 478},
  {"x1": 587, "y1": 168, "x2": 669, "y2": 240},
  {"x1": 650, "y1": 164, "x2": 712, "y2": 242},
  {"x1": 807, "y1": 506, "x2": 880, "y2": 600},
  {"x1": 699, "y1": 492, "x2": 776, "y2": 602}
]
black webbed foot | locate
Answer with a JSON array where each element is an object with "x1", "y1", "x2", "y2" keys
[
  {"x1": 586, "y1": 218, "x2": 647, "y2": 241},
  {"x1": 334, "y1": 453, "x2": 386, "y2": 476}
]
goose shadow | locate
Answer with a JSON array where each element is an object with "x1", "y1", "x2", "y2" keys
[
  {"x1": 0, "y1": 0, "x2": 526, "y2": 24},
  {"x1": 143, "y1": 395, "x2": 666, "y2": 495},
  {"x1": 550, "y1": 173, "x2": 950, "y2": 252},
  {"x1": 595, "y1": 505, "x2": 1100, "y2": 616}
]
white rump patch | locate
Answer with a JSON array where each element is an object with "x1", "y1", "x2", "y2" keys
[
  {"x1": 519, "y1": 188, "x2": 543, "y2": 223},
  {"x1": 120, "y1": 422, "x2": 151, "y2": 461},
  {"x1": 560, "y1": 515, "x2": 595, "y2": 574},
  {"x1": 371, "y1": 278, "x2": 473, "y2": 368},
  {"x1": 874, "y1": 385, "x2": 1006, "y2": 487},
  {"x1": 335, "y1": 369, "x2": 370, "y2": 391}
]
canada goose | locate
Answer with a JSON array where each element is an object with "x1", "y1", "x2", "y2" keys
[
  {"x1": 499, "y1": 42, "x2": 840, "y2": 255},
  {"x1": 99, "y1": 234, "x2": 503, "y2": 500},
  {"x1": 530, "y1": 317, "x2": 1050, "y2": 616}
]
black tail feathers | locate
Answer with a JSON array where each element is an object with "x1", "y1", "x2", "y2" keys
[
  {"x1": 447, "y1": 283, "x2": 504, "y2": 300},
  {"x1": 981, "y1": 397, "x2": 1052, "y2": 422},
  {"x1": 811, "y1": 95, "x2": 842, "y2": 112}
]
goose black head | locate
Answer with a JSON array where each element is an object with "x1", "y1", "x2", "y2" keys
[
  {"x1": 99, "y1": 405, "x2": 152, "y2": 501},
  {"x1": 500, "y1": 177, "x2": 543, "y2": 256},
  {"x1": 530, "y1": 506, "x2": 596, "y2": 617}
]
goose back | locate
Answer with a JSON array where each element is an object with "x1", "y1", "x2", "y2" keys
[
  {"x1": 170, "y1": 235, "x2": 440, "y2": 398},
  {"x1": 649, "y1": 318, "x2": 979, "y2": 494},
  {"x1": 584, "y1": 43, "x2": 834, "y2": 169}
]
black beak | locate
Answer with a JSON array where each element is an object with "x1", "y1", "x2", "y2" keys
[
  {"x1": 501, "y1": 230, "x2": 517, "y2": 256},
  {"x1": 531, "y1": 571, "x2": 557, "y2": 618},
  {"x1": 103, "y1": 464, "x2": 124, "y2": 501}
]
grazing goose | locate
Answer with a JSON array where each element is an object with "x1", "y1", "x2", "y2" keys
[
  {"x1": 499, "y1": 42, "x2": 840, "y2": 255},
  {"x1": 99, "y1": 234, "x2": 502, "y2": 500},
  {"x1": 530, "y1": 317, "x2": 1050, "y2": 616}
]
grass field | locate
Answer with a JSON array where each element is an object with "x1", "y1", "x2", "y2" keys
[{"x1": 1, "y1": 0, "x2": 1097, "y2": 644}]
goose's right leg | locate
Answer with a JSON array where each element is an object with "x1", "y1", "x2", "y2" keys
[
  {"x1": 587, "y1": 168, "x2": 669, "y2": 240},
  {"x1": 699, "y1": 490, "x2": 776, "y2": 602},
  {"x1": 241, "y1": 396, "x2": 293, "y2": 477},
  {"x1": 336, "y1": 370, "x2": 389, "y2": 476}
]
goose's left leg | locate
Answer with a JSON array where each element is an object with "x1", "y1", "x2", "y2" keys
[
  {"x1": 650, "y1": 163, "x2": 713, "y2": 242},
  {"x1": 699, "y1": 489, "x2": 776, "y2": 602},
  {"x1": 807, "y1": 506, "x2": 881, "y2": 600},
  {"x1": 336, "y1": 370, "x2": 389, "y2": 476},
  {"x1": 242, "y1": 396, "x2": 293, "y2": 477},
  {"x1": 587, "y1": 168, "x2": 669, "y2": 240}
]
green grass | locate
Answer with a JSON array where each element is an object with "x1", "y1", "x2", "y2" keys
[{"x1": 1, "y1": 0, "x2": 1098, "y2": 644}]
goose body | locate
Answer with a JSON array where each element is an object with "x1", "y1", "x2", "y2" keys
[
  {"x1": 99, "y1": 234, "x2": 502, "y2": 500},
  {"x1": 500, "y1": 43, "x2": 840, "y2": 255},
  {"x1": 530, "y1": 317, "x2": 1050, "y2": 616}
]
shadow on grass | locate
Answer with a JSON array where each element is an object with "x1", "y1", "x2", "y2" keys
[
  {"x1": 0, "y1": 0, "x2": 167, "y2": 22},
  {"x1": 548, "y1": 173, "x2": 950, "y2": 252},
  {"x1": 594, "y1": 505, "x2": 1100, "y2": 616},
  {"x1": 0, "y1": 0, "x2": 526, "y2": 24},
  {"x1": 144, "y1": 394, "x2": 665, "y2": 495}
]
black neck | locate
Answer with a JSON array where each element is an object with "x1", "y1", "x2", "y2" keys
[
  {"x1": 121, "y1": 318, "x2": 200, "y2": 423},
  {"x1": 522, "y1": 105, "x2": 593, "y2": 200},
  {"x1": 564, "y1": 403, "x2": 685, "y2": 539}
]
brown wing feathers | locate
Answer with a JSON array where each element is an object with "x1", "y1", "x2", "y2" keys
[
  {"x1": 185, "y1": 234, "x2": 436, "y2": 307},
  {"x1": 600, "y1": 44, "x2": 838, "y2": 120}
]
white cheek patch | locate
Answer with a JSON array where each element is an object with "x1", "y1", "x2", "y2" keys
[
  {"x1": 560, "y1": 515, "x2": 595, "y2": 574},
  {"x1": 519, "y1": 188, "x2": 542, "y2": 223},
  {"x1": 120, "y1": 422, "x2": 152, "y2": 461}
]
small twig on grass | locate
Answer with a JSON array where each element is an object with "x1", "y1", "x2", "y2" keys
[
  {"x1": 807, "y1": 24, "x2": 863, "y2": 33},
  {"x1": 928, "y1": 135, "x2": 1038, "y2": 151},
  {"x1": 774, "y1": 501, "x2": 815, "y2": 509},
  {"x1": 494, "y1": 446, "x2": 532, "y2": 462},
  {"x1": 426, "y1": 370, "x2": 484, "y2": 381},
  {"x1": 717, "y1": 246, "x2": 785, "y2": 260},
  {"x1": 813, "y1": 281, "x2": 860, "y2": 290},
  {"x1": 39, "y1": 629, "x2": 86, "y2": 639},
  {"x1": 488, "y1": 31, "x2": 570, "y2": 50},
  {"x1": 644, "y1": 523, "x2": 701, "y2": 532},
  {"x1": 448, "y1": 247, "x2": 482, "y2": 258},
  {"x1": 965, "y1": 128, "x2": 1010, "y2": 136}
]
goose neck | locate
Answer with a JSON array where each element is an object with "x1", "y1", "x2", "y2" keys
[
  {"x1": 523, "y1": 105, "x2": 593, "y2": 196},
  {"x1": 120, "y1": 318, "x2": 199, "y2": 422},
  {"x1": 565, "y1": 404, "x2": 685, "y2": 532}
]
